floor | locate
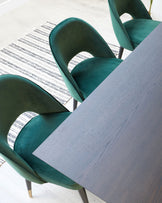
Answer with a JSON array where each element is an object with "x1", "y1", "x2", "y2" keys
[
  {"x1": 0, "y1": 0, "x2": 151, "y2": 202},
  {"x1": 0, "y1": 0, "x2": 150, "y2": 49},
  {"x1": 0, "y1": 163, "x2": 105, "y2": 203}
]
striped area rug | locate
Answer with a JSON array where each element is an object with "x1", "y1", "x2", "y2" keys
[{"x1": 0, "y1": 21, "x2": 119, "y2": 166}]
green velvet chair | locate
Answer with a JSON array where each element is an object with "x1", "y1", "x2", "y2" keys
[
  {"x1": 108, "y1": 0, "x2": 161, "y2": 58},
  {"x1": 0, "y1": 74, "x2": 88, "y2": 203},
  {"x1": 49, "y1": 17, "x2": 122, "y2": 110}
]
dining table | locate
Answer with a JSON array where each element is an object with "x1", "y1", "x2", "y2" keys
[{"x1": 34, "y1": 23, "x2": 162, "y2": 203}]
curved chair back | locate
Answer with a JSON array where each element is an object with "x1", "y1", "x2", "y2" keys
[
  {"x1": 108, "y1": 0, "x2": 151, "y2": 50},
  {"x1": 49, "y1": 17, "x2": 115, "y2": 102},
  {"x1": 0, "y1": 74, "x2": 68, "y2": 183}
]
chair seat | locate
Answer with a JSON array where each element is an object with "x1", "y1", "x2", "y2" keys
[
  {"x1": 14, "y1": 112, "x2": 81, "y2": 190},
  {"x1": 71, "y1": 57, "x2": 122, "y2": 98},
  {"x1": 124, "y1": 19, "x2": 160, "y2": 48}
]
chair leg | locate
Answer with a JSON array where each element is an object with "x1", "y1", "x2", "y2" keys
[
  {"x1": 78, "y1": 188, "x2": 89, "y2": 203},
  {"x1": 73, "y1": 99, "x2": 78, "y2": 111},
  {"x1": 118, "y1": 46, "x2": 124, "y2": 59},
  {"x1": 25, "y1": 179, "x2": 32, "y2": 198}
]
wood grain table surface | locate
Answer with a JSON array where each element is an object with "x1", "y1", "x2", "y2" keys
[{"x1": 34, "y1": 23, "x2": 162, "y2": 203}]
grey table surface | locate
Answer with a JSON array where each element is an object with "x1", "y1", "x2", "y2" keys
[{"x1": 34, "y1": 23, "x2": 162, "y2": 203}]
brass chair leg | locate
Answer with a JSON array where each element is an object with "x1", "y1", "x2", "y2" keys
[
  {"x1": 78, "y1": 188, "x2": 89, "y2": 203},
  {"x1": 73, "y1": 99, "x2": 78, "y2": 111},
  {"x1": 149, "y1": 0, "x2": 153, "y2": 15},
  {"x1": 118, "y1": 46, "x2": 124, "y2": 59},
  {"x1": 25, "y1": 179, "x2": 32, "y2": 198}
]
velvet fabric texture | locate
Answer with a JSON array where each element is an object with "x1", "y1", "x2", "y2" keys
[
  {"x1": 14, "y1": 112, "x2": 81, "y2": 189},
  {"x1": 124, "y1": 19, "x2": 160, "y2": 49},
  {"x1": 108, "y1": 0, "x2": 161, "y2": 51},
  {"x1": 49, "y1": 17, "x2": 122, "y2": 103},
  {"x1": 72, "y1": 57, "x2": 121, "y2": 99},
  {"x1": 0, "y1": 74, "x2": 81, "y2": 190}
]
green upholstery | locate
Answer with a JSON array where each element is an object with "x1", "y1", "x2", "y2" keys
[
  {"x1": 108, "y1": 0, "x2": 161, "y2": 51},
  {"x1": 124, "y1": 19, "x2": 160, "y2": 48},
  {"x1": 0, "y1": 74, "x2": 81, "y2": 190},
  {"x1": 49, "y1": 17, "x2": 122, "y2": 103},
  {"x1": 72, "y1": 57, "x2": 121, "y2": 99}
]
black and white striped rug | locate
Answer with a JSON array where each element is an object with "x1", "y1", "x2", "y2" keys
[{"x1": 0, "y1": 21, "x2": 119, "y2": 166}]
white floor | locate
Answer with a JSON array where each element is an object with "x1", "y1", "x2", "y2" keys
[
  {"x1": 0, "y1": 0, "x2": 151, "y2": 202},
  {"x1": 0, "y1": 0, "x2": 150, "y2": 50},
  {"x1": 0, "y1": 163, "x2": 105, "y2": 203},
  {"x1": 0, "y1": 0, "x2": 115, "y2": 49}
]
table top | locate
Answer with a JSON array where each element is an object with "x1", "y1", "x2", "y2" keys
[{"x1": 34, "y1": 23, "x2": 162, "y2": 203}]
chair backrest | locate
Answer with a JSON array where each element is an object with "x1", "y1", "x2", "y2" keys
[
  {"x1": 108, "y1": 0, "x2": 151, "y2": 50},
  {"x1": 49, "y1": 17, "x2": 115, "y2": 102},
  {"x1": 0, "y1": 74, "x2": 68, "y2": 183}
]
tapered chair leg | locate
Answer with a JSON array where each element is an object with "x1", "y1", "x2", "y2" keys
[
  {"x1": 78, "y1": 188, "x2": 89, "y2": 203},
  {"x1": 25, "y1": 179, "x2": 32, "y2": 198},
  {"x1": 73, "y1": 99, "x2": 78, "y2": 111},
  {"x1": 118, "y1": 46, "x2": 124, "y2": 59}
]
